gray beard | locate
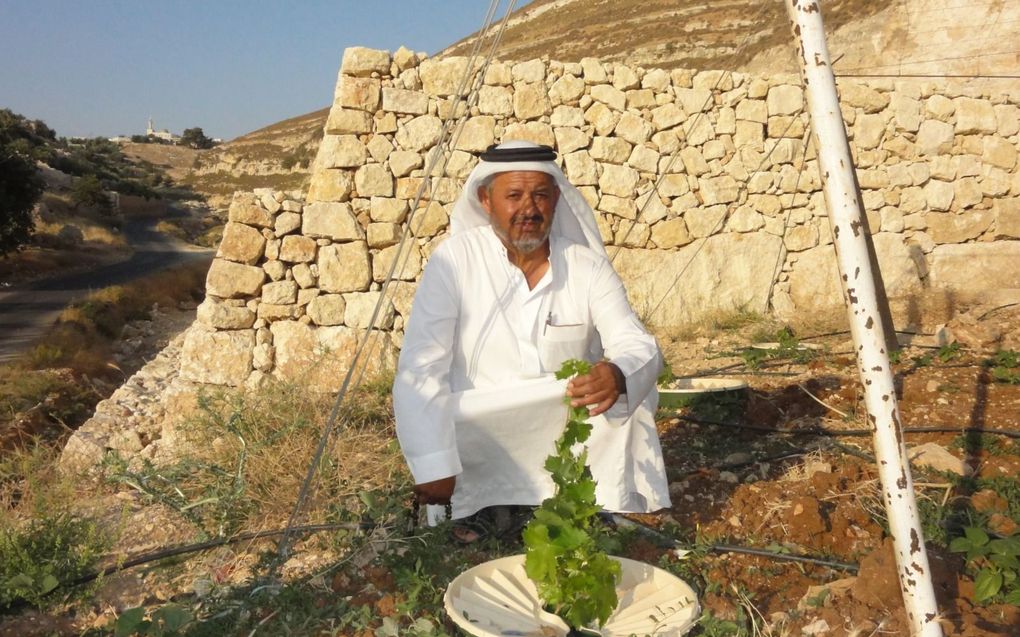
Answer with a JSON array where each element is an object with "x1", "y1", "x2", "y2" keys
[{"x1": 493, "y1": 224, "x2": 550, "y2": 254}]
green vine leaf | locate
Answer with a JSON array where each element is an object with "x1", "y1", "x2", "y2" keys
[{"x1": 974, "y1": 569, "x2": 1004, "y2": 602}]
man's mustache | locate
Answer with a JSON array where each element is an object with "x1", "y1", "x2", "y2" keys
[{"x1": 511, "y1": 214, "x2": 545, "y2": 225}]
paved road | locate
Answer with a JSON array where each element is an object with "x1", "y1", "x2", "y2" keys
[{"x1": 0, "y1": 219, "x2": 212, "y2": 362}]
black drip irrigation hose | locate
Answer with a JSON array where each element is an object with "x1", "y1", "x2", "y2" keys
[
  {"x1": 677, "y1": 414, "x2": 1020, "y2": 440},
  {"x1": 610, "y1": 515, "x2": 859, "y2": 573}
]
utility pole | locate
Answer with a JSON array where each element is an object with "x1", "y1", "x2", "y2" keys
[{"x1": 783, "y1": 1, "x2": 943, "y2": 636}]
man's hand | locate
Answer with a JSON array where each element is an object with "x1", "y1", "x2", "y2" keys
[
  {"x1": 413, "y1": 475, "x2": 456, "y2": 505},
  {"x1": 566, "y1": 361, "x2": 626, "y2": 417}
]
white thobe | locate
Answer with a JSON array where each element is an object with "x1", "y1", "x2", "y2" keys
[{"x1": 393, "y1": 225, "x2": 671, "y2": 519}]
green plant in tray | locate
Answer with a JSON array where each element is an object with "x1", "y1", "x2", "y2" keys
[{"x1": 522, "y1": 359, "x2": 621, "y2": 633}]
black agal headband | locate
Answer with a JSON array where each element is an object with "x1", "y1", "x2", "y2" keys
[{"x1": 478, "y1": 144, "x2": 557, "y2": 162}]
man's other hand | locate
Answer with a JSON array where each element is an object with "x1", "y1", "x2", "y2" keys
[
  {"x1": 414, "y1": 476, "x2": 456, "y2": 505},
  {"x1": 566, "y1": 361, "x2": 626, "y2": 416}
]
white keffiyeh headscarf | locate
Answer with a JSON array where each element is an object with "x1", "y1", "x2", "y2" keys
[{"x1": 449, "y1": 140, "x2": 608, "y2": 259}]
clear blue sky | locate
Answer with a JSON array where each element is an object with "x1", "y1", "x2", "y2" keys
[{"x1": 0, "y1": 1, "x2": 501, "y2": 141}]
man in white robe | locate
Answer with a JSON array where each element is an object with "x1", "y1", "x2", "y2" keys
[{"x1": 393, "y1": 141, "x2": 670, "y2": 531}]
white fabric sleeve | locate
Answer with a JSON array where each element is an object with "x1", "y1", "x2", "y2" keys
[
  {"x1": 588, "y1": 258, "x2": 663, "y2": 422},
  {"x1": 392, "y1": 248, "x2": 463, "y2": 484}
]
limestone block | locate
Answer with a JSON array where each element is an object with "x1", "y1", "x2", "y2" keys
[
  {"x1": 484, "y1": 62, "x2": 511, "y2": 85},
  {"x1": 599, "y1": 194, "x2": 637, "y2": 219},
  {"x1": 854, "y1": 114, "x2": 886, "y2": 150},
  {"x1": 628, "y1": 145, "x2": 660, "y2": 174},
  {"x1": 554, "y1": 127, "x2": 589, "y2": 154},
  {"x1": 926, "y1": 210, "x2": 993, "y2": 243},
  {"x1": 929, "y1": 155, "x2": 956, "y2": 181},
  {"x1": 477, "y1": 85, "x2": 513, "y2": 116},
  {"x1": 642, "y1": 68, "x2": 670, "y2": 91},
  {"x1": 734, "y1": 121, "x2": 764, "y2": 149},
  {"x1": 633, "y1": 191, "x2": 667, "y2": 224},
  {"x1": 302, "y1": 202, "x2": 362, "y2": 241},
  {"x1": 591, "y1": 84, "x2": 626, "y2": 111},
  {"x1": 857, "y1": 168, "x2": 889, "y2": 190},
  {"x1": 454, "y1": 116, "x2": 495, "y2": 152},
  {"x1": 766, "y1": 115, "x2": 804, "y2": 139},
  {"x1": 264, "y1": 260, "x2": 286, "y2": 281},
  {"x1": 614, "y1": 220, "x2": 649, "y2": 247},
  {"x1": 838, "y1": 82, "x2": 889, "y2": 113},
  {"x1": 373, "y1": 242, "x2": 422, "y2": 282},
  {"x1": 366, "y1": 135, "x2": 394, "y2": 163},
  {"x1": 265, "y1": 239, "x2": 280, "y2": 261},
  {"x1": 564, "y1": 151, "x2": 598, "y2": 186},
  {"x1": 584, "y1": 102, "x2": 619, "y2": 136},
  {"x1": 580, "y1": 57, "x2": 607, "y2": 84},
  {"x1": 279, "y1": 235, "x2": 317, "y2": 263},
  {"x1": 615, "y1": 233, "x2": 783, "y2": 325},
  {"x1": 590, "y1": 137, "x2": 632, "y2": 164},
  {"x1": 651, "y1": 130, "x2": 679, "y2": 154},
  {"x1": 354, "y1": 164, "x2": 394, "y2": 197},
  {"x1": 318, "y1": 135, "x2": 368, "y2": 168},
  {"x1": 388, "y1": 150, "x2": 422, "y2": 177},
  {"x1": 367, "y1": 222, "x2": 401, "y2": 248},
  {"x1": 604, "y1": 110, "x2": 651, "y2": 145},
  {"x1": 196, "y1": 299, "x2": 256, "y2": 330},
  {"x1": 890, "y1": 94, "x2": 921, "y2": 132},
  {"x1": 382, "y1": 88, "x2": 429, "y2": 114},
  {"x1": 251, "y1": 343, "x2": 274, "y2": 373},
  {"x1": 766, "y1": 85, "x2": 803, "y2": 116},
  {"x1": 680, "y1": 147, "x2": 710, "y2": 176},
  {"x1": 257, "y1": 303, "x2": 296, "y2": 322},
  {"x1": 716, "y1": 107, "x2": 736, "y2": 135},
  {"x1": 684, "y1": 116, "x2": 715, "y2": 146},
  {"x1": 307, "y1": 168, "x2": 354, "y2": 202},
  {"x1": 994, "y1": 104, "x2": 1019, "y2": 137},
  {"x1": 262, "y1": 280, "x2": 297, "y2": 305},
  {"x1": 341, "y1": 46, "x2": 390, "y2": 77},
  {"x1": 650, "y1": 218, "x2": 692, "y2": 248},
  {"x1": 954, "y1": 98, "x2": 997, "y2": 134},
  {"x1": 503, "y1": 122, "x2": 555, "y2": 147},
  {"x1": 396, "y1": 115, "x2": 443, "y2": 151},
  {"x1": 693, "y1": 70, "x2": 732, "y2": 92},
  {"x1": 206, "y1": 259, "x2": 265, "y2": 298},
  {"x1": 930, "y1": 241, "x2": 1020, "y2": 291},
  {"x1": 447, "y1": 150, "x2": 477, "y2": 178},
  {"x1": 217, "y1": 222, "x2": 265, "y2": 265},
  {"x1": 318, "y1": 241, "x2": 371, "y2": 293},
  {"x1": 508, "y1": 58, "x2": 543, "y2": 82},
  {"x1": 612, "y1": 64, "x2": 640, "y2": 90},
  {"x1": 370, "y1": 197, "x2": 409, "y2": 224},
  {"x1": 338, "y1": 76, "x2": 381, "y2": 112},
  {"x1": 650, "y1": 103, "x2": 685, "y2": 131},
  {"x1": 685, "y1": 205, "x2": 727, "y2": 237},
  {"x1": 994, "y1": 198, "x2": 1020, "y2": 238},
  {"x1": 921, "y1": 180, "x2": 955, "y2": 212},
  {"x1": 393, "y1": 46, "x2": 417, "y2": 72},
  {"x1": 325, "y1": 108, "x2": 373, "y2": 135},
  {"x1": 274, "y1": 212, "x2": 302, "y2": 237},
  {"x1": 735, "y1": 99, "x2": 767, "y2": 124},
  {"x1": 307, "y1": 294, "x2": 347, "y2": 326},
  {"x1": 983, "y1": 136, "x2": 1017, "y2": 170},
  {"x1": 699, "y1": 175, "x2": 739, "y2": 205},
  {"x1": 551, "y1": 105, "x2": 585, "y2": 127},
  {"x1": 784, "y1": 224, "x2": 819, "y2": 252},
  {"x1": 514, "y1": 82, "x2": 551, "y2": 120},
  {"x1": 544, "y1": 74, "x2": 582, "y2": 106},
  {"x1": 270, "y1": 321, "x2": 396, "y2": 391},
  {"x1": 345, "y1": 291, "x2": 396, "y2": 329},
  {"x1": 954, "y1": 178, "x2": 983, "y2": 209},
  {"x1": 411, "y1": 201, "x2": 450, "y2": 237},
  {"x1": 419, "y1": 57, "x2": 474, "y2": 96},
  {"x1": 916, "y1": 119, "x2": 956, "y2": 157},
  {"x1": 293, "y1": 263, "x2": 316, "y2": 289},
  {"x1": 228, "y1": 193, "x2": 273, "y2": 228},
  {"x1": 659, "y1": 174, "x2": 691, "y2": 197},
  {"x1": 982, "y1": 167, "x2": 1011, "y2": 197},
  {"x1": 675, "y1": 88, "x2": 713, "y2": 115},
  {"x1": 925, "y1": 95, "x2": 955, "y2": 122},
  {"x1": 594, "y1": 212, "x2": 613, "y2": 244},
  {"x1": 725, "y1": 207, "x2": 764, "y2": 233},
  {"x1": 626, "y1": 89, "x2": 657, "y2": 109},
  {"x1": 180, "y1": 328, "x2": 255, "y2": 386}
]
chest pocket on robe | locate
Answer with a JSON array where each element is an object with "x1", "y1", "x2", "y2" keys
[{"x1": 539, "y1": 323, "x2": 591, "y2": 372}]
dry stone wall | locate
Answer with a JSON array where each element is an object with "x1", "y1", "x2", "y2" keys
[{"x1": 179, "y1": 46, "x2": 1020, "y2": 389}]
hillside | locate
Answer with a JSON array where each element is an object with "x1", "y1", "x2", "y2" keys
[{"x1": 180, "y1": 107, "x2": 327, "y2": 209}]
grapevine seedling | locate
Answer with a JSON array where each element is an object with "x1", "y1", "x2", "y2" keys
[{"x1": 522, "y1": 359, "x2": 621, "y2": 633}]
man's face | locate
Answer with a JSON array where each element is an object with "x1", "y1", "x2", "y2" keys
[{"x1": 477, "y1": 171, "x2": 559, "y2": 254}]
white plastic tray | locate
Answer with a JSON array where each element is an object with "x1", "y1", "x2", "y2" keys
[{"x1": 444, "y1": 554, "x2": 700, "y2": 636}]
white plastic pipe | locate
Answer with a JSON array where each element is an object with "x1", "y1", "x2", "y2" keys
[{"x1": 783, "y1": 1, "x2": 943, "y2": 635}]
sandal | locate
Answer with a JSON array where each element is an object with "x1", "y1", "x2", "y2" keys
[{"x1": 450, "y1": 505, "x2": 535, "y2": 545}]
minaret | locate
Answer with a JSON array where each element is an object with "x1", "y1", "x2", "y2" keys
[{"x1": 146, "y1": 117, "x2": 155, "y2": 136}]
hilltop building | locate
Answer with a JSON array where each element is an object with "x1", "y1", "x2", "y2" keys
[{"x1": 146, "y1": 117, "x2": 180, "y2": 143}]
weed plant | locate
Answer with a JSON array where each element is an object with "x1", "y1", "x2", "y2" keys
[{"x1": 987, "y1": 350, "x2": 1020, "y2": 384}]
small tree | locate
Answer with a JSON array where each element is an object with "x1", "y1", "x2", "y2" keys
[
  {"x1": 0, "y1": 151, "x2": 44, "y2": 256},
  {"x1": 180, "y1": 127, "x2": 213, "y2": 149},
  {"x1": 71, "y1": 174, "x2": 110, "y2": 212}
]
